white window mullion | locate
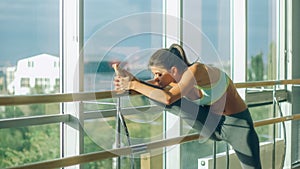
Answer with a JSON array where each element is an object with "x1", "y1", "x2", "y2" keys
[
  {"x1": 164, "y1": 0, "x2": 181, "y2": 47},
  {"x1": 60, "y1": 0, "x2": 84, "y2": 169},
  {"x1": 230, "y1": 0, "x2": 246, "y2": 99},
  {"x1": 163, "y1": 1, "x2": 181, "y2": 169}
]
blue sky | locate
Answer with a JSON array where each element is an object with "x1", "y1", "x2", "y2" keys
[
  {"x1": 0, "y1": 0, "x2": 59, "y2": 66},
  {"x1": 0, "y1": 0, "x2": 273, "y2": 67}
]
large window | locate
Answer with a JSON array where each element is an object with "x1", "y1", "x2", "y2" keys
[
  {"x1": 246, "y1": 0, "x2": 280, "y2": 140},
  {"x1": 0, "y1": 1, "x2": 60, "y2": 168},
  {"x1": 181, "y1": 1, "x2": 231, "y2": 168},
  {"x1": 83, "y1": 0, "x2": 163, "y2": 92},
  {"x1": 183, "y1": 0, "x2": 231, "y2": 75},
  {"x1": 82, "y1": 1, "x2": 164, "y2": 168},
  {"x1": 0, "y1": 0, "x2": 59, "y2": 94},
  {"x1": 0, "y1": 1, "x2": 60, "y2": 96},
  {"x1": 247, "y1": 0, "x2": 277, "y2": 82}
]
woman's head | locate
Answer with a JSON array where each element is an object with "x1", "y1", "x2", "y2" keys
[
  {"x1": 148, "y1": 44, "x2": 191, "y2": 87},
  {"x1": 148, "y1": 44, "x2": 191, "y2": 74}
]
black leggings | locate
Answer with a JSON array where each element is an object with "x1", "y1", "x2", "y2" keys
[
  {"x1": 155, "y1": 98, "x2": 262, "y2": 169},
  {"x1": 214, "y1": 109, "x2": 262, "y2": 169}
]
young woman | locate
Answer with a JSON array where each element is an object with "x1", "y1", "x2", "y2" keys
[{"x1": 114, "y1": 44, "x2": 262, "y2": 169}]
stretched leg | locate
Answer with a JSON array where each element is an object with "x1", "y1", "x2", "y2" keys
[
  {"x1": 221, "y1": 109, "x2": 261, "y2": 169},
  {"x1": 151, "y1": 98, "x2": 223, "y2": 140}
]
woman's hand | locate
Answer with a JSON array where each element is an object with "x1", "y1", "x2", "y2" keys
[
  {"x1": 112, "y1": 63, "x2": 136, "y2": 80},
  {"x1": 114, "y1": 76, "x2": 132, "y2": 91},
  {"x1": 112, "y1": 64, "x2": 137, "y2": 92}
]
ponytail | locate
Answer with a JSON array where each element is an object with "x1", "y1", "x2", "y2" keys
[
  {"x1": 169, "y1": 44, "x2": 191, "y2": 66},
  {"x1": 148, "y1": 44, "x2": 190, "y2": 73}
]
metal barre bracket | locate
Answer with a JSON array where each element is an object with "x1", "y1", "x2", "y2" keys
[{"x1": 285, "y1": 116, "x2": 294, "y2": 121}]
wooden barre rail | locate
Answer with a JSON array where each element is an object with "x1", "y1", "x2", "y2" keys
[
  {"x1": 234, "y1": 79, "x2": 300, "y2": 88},
  {"x1": 8, "y1": 113, "x2": 300, "y2": 169},
  {"x1": 1, "y1": 79, "x2": 300, "y2": 106},
  {"x1": 254, "y1": 114, "x2": 300, "y2": 127},
  {"x1": 0, "y1": 91, "x2": 113, "y2": 106}
]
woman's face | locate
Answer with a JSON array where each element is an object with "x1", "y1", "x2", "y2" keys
[{"x1": 150, "y1": 66, "x2": 175, "y2": 88}]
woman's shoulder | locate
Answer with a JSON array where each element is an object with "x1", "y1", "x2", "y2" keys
[
  {"x1": 189, "y1": 62, "x2": 219, "y2": 74},
  {"x1": 188, "y1": 62, "x2": 203, "y2": 71},
  {"x1": 191, "y1": 62, "x2": 202, "y2": 67}
]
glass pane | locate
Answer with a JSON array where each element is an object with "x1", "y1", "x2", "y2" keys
[
  {"x1": 83, "y1": 2, "x2": 163, "y2": 169},
  {"x1": 181, "y1": 1, "x2": 231, "y2": 167},
  {"x1": 0, "y1": 0, "x2": 60, "y2": 96},
  {"x1": 83, "y1": 0, "x2": 163, "y2": 92},
  {"x1": 183, "y1": 0, "x2": 231, "y2": 75},
  {"x1": 83, "y1": 99, "x2": 164, "y2": 169},
  {"x1": 0, "y1": 1, "x2": 60, "y2": 167},
  {"x1": 250, "y1": 105, "x2": 275, "y2": 142},
  {"x1": 181, "y1": 120, "x2": 227, "y2": 169},
  {"x1": 0, "y1": 124, "x2": 60, "y2": 168},
  {"x1": 247, "y1": 0, "x2": 277, "y2": 82},
  {"x1": 0, "y1": 103, "x2": 60, "y2": 119}
]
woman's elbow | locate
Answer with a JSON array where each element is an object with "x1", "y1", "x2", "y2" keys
[
  {"x1": 164, "y1": 96, "x2": 177, "y2": 105},
  {"x1": 150, "y1": 89, "x2": 179, "y2": 105},
  {"x1": 157, "y1": 95, "x2": 171, "y2": 105},
  {"x1": 164, "y1": 100, "x2": 172, "y2": 105}
]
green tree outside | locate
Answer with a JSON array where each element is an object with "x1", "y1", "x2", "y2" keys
[{"x1": 248, "y1": 51, "x2": 265, "y2": 81}]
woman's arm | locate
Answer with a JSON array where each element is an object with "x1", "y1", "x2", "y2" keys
[
  {"x1": 130, "y1": 80, "x2": 174, "y2": 105},
  {"x1": 114, "y1": 76, "x2": 174, "y2": 105},
  {"x1": 114, "y1": 67, "x2": 198, "y2": 105}
]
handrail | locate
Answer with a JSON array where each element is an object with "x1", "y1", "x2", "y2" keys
[
  {"x1": 234, "y1": 79, "x2": 300, "y2": 88},
  {"x1": 0, "y1": 91, "x2": 113, "y2": 106},
  {"x1": 254, "y1": 114, "x2": 300, "y2": 127},
  {"x1": 0, "y1": 79, "x2": 300, "y2": 106},
  {"x1": 7, "y1": 113, "x2": 300, "y2": 169},
  {"x1": 0, "y1": 114, "x2": 70, "y2": 129}
]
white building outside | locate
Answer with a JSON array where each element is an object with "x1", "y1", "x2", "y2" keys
[{"x1": 8, "y1": 54, "x2": 59, "y2": 95}]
